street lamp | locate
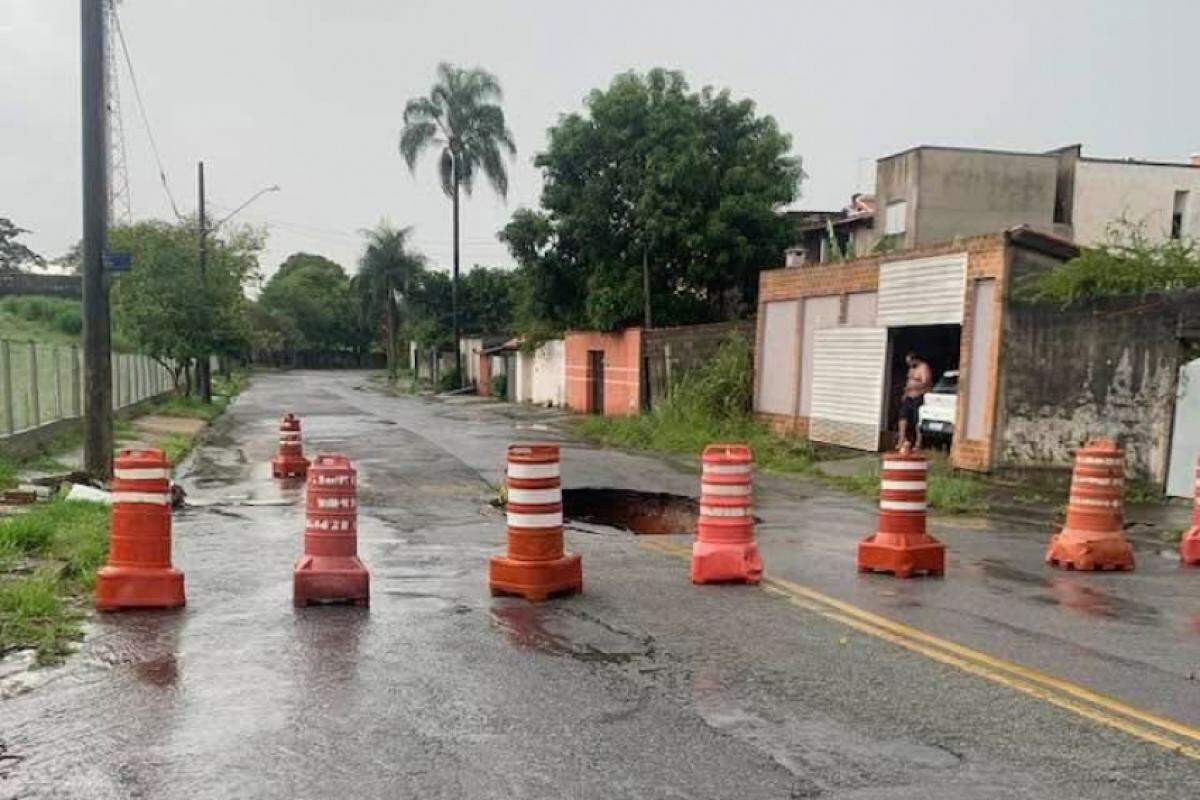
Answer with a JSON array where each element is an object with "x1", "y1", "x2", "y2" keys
[{"x1": 196, "y1": 161, "x2": 279, "y2": 403}]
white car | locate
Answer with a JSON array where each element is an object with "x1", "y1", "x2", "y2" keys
[{"x1": 918, "y1": 370, "x2": 958, "y2": 442}]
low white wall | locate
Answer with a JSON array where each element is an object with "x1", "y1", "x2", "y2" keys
[{"x1": 529, "y1": 339, "x2": 565, "y2": 406}]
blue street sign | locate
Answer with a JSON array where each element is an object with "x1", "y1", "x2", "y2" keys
[{"x1": 103, "y1": 251, "x2": 132, "y2": 273}]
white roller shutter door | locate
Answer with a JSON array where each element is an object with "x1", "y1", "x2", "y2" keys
[
  {"x1": 809, "y1": 327, "x2": 888, "y2": 451},
  {"x1": 877, "y1": 253, "x2": 967, "y2": 326}
]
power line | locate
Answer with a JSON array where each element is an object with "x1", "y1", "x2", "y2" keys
[{"x1": 110, "y1": 3, "x2": 182, "y2": 221}]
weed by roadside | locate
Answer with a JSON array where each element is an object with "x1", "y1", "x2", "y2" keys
[
  {"x1": 573, "y1": 336, "x2": 819, "y2": 474},
  {"x1": 0, "y1": 499, "x2": 109, "y2": 664}
]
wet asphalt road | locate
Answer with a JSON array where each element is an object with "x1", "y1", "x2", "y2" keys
[{"x1": 3, "y1": 370, "x2": 1200, "y2": 799}]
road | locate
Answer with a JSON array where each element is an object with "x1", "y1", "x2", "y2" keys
[{"x1": 2, "y1": 369, "x2": 1199, "y2": 799}]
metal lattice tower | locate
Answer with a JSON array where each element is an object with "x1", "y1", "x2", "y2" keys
[{"x1": 105, "y1": 0, "x2": 132, "y2": 226}]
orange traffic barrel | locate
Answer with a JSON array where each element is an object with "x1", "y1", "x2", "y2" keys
[
  {"x1": 691, "y1": 443, "x2": 762, "y2": 584},
  {"x1": 1046, "y1": 439, "x2": 1135, "y2": 571},
  {"x1": 95, "y1": 449, "x2": 186, "y2": 611},
  {"x1": 293, "y1": 453, "x2": 370, "y2": 606},
  {"x1": 1183, "y1": 456, "x2": 1200, "y2": 566},
  {"x1": 857, "y1": 451, "x2": 945, "y2": 578},
  {"x1": 489, "y1": 443, "x2": 582, "y2": 602},
  {"x1": 271, "y1": 412, "x2": 310, "y2": 479}
]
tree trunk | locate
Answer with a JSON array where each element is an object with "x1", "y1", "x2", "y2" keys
[{"x1": 452, "y1": 161, "x2": 462, "y2": 384}]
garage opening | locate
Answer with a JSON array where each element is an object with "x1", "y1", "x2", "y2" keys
[{"x1": 885, "y1": 324, "x2": 961, "y2": 448}]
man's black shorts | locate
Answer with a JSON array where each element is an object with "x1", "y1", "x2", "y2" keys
[{"x1": 899, "y1": 395, "x2": 923, "y2": 426}]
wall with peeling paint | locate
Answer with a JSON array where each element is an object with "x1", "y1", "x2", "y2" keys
[{"x1": 998, "y1": 296, "x2": 1192, "y2": 482}]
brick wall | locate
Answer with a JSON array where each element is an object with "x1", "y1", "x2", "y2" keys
[
  {"x1": 564, "y1": 328, "x2": 642, "y2": 416},
  {"x1": 641, "y1": 319, "x2": 756, "y2": 410},
  {"x1": 754, "y1": 233, "x2": 1014, "y2": 469}
]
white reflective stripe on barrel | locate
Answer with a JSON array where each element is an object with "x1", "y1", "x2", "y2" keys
[
  {"x1": 507, "y1": 511, "x2": 563, "y2": 528},
  {"x1": 1074, "y1": 476, "x2": 1123, "y2": 487},
  {"x1": 880, "y1": 479, "x2": 926, "y2": 491},
  {"x1": 1077, "y1": 457, "x2": 1122, "y2": 467},
  {"x1": 703, "y1": 464, "x2": 751, "y2": 476},
  {"x1": 316, "y1": 475, "x2": 353, "y2": 485},
  {"x1": 507, "y1": 487, "x2": 562, "y2": 504},
  {"x1": 507, "y1": 462, "x2": 560, "y2": 480},
  {"x1": 701, "y1": 483, "x2": 751, "y2": 496},
  {"x1": 1070, "y1": 497, "x2": 1121, "y2": 508},
  {"x1": 701, "y1": 505, "x2": 752, "y2": 517},
  {"x1": 885, "y1": 460, "x2": 929, "y2": 471},
  {"x1": 113, "y1": 491, "x2": 172, "y2": 506},
  {"x1": 880, "y1": 500, "x2": 927, "y2": 511},
  {"x1": 279, "y1": 433, "x2": 302, "y2": 441},
  {"x1": 113, "y1": 468, "x2": 171, "y2": 481}
]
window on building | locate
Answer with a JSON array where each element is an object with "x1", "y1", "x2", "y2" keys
[
  {"x1": 885, "y1": 200, "x2": 907, "y2": 236},
  {"x1": 1173, "y1": 190, "x2": 1189, "y2": 239}
]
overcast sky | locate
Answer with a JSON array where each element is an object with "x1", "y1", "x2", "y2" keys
[{"x1": 3, "y1": 0, "x2": 1198, "y2": 285}]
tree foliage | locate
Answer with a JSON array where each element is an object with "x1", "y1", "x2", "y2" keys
[
  {"x1": 1034, "y1": 219, "x2": 1200, "y2": 304},
  {"x1": 0, "y1": 217, "x2": 45, "y2": 272},
  {"x1": 503, "y1": 68, "x2": 801, "y2": 332},
  {"x1": 109, "y1": 220, "x2": 262, "y2": 386},
  {"x1": 258, "y1": 253, "x2": 363, "y2": 352}
]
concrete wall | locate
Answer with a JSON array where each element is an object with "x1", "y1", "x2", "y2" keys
[
  {"x1": 529, "y1": 339, "x2": 565, "y2": 406},
  {"x1": 564, "y1": 328, "x2": 641, "y2": 416},
  {"x1": 869, "y1": 148, "x2": 1059, "y2": 250},
  {"x1": 1072, "y1": 159, "x2": 1200, "y2": 245},
  {"x1": 461, "y1": 338, "x2": 483, "y2": 387},
  {"x1": 642, "y1": 320, "x2": 755, "y2": 411},
  {"x1": 914, "y1": 149, "x2": 1059, "y2": 247},
  {"x1": 997, "y1": 293, "x2": 1197, "y2": 482},
  {"x1": 0, "y1": 272, "x2": 81, "y2": 298}
]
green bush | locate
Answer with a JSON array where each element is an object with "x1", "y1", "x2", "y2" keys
[
  {"x1": 490, "y1": 373, "x2": 508, "y2": 398},
  {"x1": 438, "y1": 367, "x2": 462, "y2": 393},
  {"x1": 53, "y1": 305, "x2": 82, "y2": 335}
]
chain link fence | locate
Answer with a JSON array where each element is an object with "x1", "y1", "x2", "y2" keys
[{"x1": 0, "y1": 339, "x2": 175, "y2": 438}]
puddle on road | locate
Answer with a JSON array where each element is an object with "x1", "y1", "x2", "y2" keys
[
  {"x1": 490, "y1": 605, "x2": 651, "y2": 665},
  {"x1": 561, "y1": 488, "x2": 698, "y2": 535},
  {"x1": 1031, "y1": 581, "x2": 1159, "y2": 624}
]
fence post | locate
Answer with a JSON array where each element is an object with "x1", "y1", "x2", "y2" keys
[
  {"x1": 53, "y1": 346, "x2": 63, "y2": 420},
  {"x1": 1, "y1": 341, "x2": 12, "y2": 436},
  {"x1": 28, "y1": 341, "x2": 40, "y2": 426},
  {"x1": 71, "y1": 345, "x2": 82, "y2": 417}
]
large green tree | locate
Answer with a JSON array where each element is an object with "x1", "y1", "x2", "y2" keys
[
  {"x1": 503, "y1": 68, "x2": 800, "y2": 331},
  {"x1": 399, "y1": 62, "x2": 516, "y2": 380},
  {"x1": 458, "y1": 265, "x2": 516, "y2": 336},
  {"x1": 259, "y1": 252, "x2": 362, "y2": 353},
  {"x1": 109, "y1": 220, "x2": 261, "y2": 390}
]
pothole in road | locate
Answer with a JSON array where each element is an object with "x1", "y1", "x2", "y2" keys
[{"x1": 562, "y1": 488, "x2": 698, "y2": 535}]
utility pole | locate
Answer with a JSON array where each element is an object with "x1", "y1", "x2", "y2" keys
[
  {"x1": 642, "y1": 245, "x2": 652, "y2": 329},
  {"x1": 196, "y1": 160, "x2": 212, "y2": 403},
  {"x1": 81, "y1": 0, "x2": 114, "y2": 479}
]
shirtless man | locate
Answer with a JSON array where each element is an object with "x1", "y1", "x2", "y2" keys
[{"x1": 897, "y1": 351, "x2": 932, "y2": 452}]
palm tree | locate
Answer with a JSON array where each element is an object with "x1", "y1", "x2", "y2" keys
[
  {"x1": 355, "y1": 222, "x2": 425, "y2": 380},
  {"x1": 399, "y1": 63, "x2": 516, "y2": 383}
]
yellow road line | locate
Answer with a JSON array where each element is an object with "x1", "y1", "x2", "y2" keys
[{"x1": 639, "y1": 538, "x2": 1200, "y2": 760}]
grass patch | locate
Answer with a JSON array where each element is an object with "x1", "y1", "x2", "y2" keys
[
  {"x1": 160, "y1": 433, "x2": 194, "y2": 466},
  {"x1": 147, "y1": 393, "x2": 230, "y2": 422},
  {"x1": 0, "y1": 499, "x2": 109, "y2": 664}
]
